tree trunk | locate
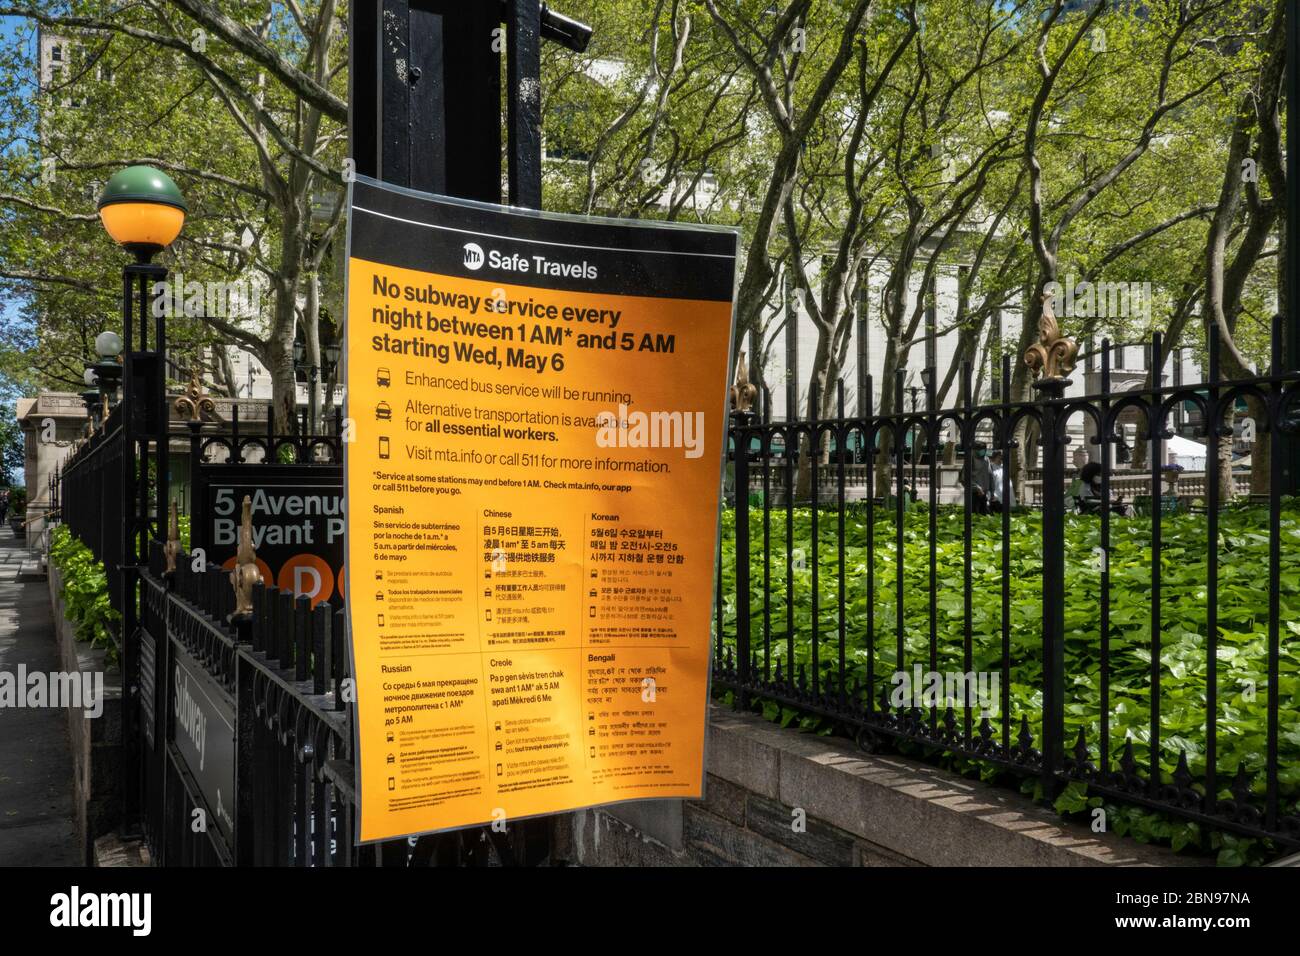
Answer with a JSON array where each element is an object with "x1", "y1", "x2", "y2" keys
[
  {"x1": 269, "y1": 276, "x2": 298, "y2": 437},
  {"x1": 1132, "y1": 427, "x2": 1149, "y2": 471},
  {"x1": 303, "y1": 268, "x2": 321, "y2": 445},
  {"x1": 873, "y1": 336, "x2": 904, "y2": 494},
  {"x1": 1219, "y1": 407, "x2": 1237, "y2": 502},
  {"x1": 794, "y1": 327, "x2": 834, "y2": 499}
]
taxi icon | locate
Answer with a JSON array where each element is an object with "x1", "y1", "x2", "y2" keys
[{"x1": 376, "y1": 401, "x2": 392, "y2": 421}]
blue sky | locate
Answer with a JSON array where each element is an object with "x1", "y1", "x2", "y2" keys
[{"x1": 0, "y1": 16, "x2": 36, "y2": 372}]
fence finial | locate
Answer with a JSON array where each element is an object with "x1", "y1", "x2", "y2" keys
[
  {"x1": 730, "y1": 351, "x2": 758, "y2": 413},
  {"x1": 1024, "y1": 290, "x2": 1078, "y2": 382},
  {"x1": 230, "y1": 494, "x2": 263, "y2": 615},
  {"x1": 175, "y1": 367, "x2": 216, "y2": 422},
  {"x1": 164, "y1": 500, "x2": 181, "y2": 574}
]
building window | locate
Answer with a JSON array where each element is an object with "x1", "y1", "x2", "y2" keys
[{"x1": 51, "y1": 45, "x2": 62, "y2": 62}]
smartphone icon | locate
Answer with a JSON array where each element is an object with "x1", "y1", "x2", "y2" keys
[
  {"x1": 377, "y1": 613, "x2": 385, "y2": 628},
  {"x1": 378, "y1": 436, "x2": 390, "y2": 459}
]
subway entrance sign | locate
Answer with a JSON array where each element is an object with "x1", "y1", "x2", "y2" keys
[
  {"x1": 195, "y1": 464, "x2": 345, "y2": 608},
  {"x1": 343, "y1": 176, "x2": 737, "y2": 842}
]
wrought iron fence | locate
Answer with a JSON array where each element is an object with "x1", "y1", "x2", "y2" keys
[
  {"x1": 56, "y1": 402, "x2": 556, "y2": 865},
  {"x1": 138, "y1": 537, "x2": 355, "y2": 864},
  {"x1": 51, "y1": 341, "x2": 559, "y2": 865},
  {"x1": 54, "y1": 402, "x2": 127, "y2": 619},
  {"x1": 134, "y1": 528, "x2": 554, "y2": 865},
  {"x1": 714, "y1": 328, "x2": 1300, "y2": 850}
]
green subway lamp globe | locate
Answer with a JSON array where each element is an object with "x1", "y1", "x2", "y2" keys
[{"x1": 97, "y1": 165, "x2": 188, "y2": 258}]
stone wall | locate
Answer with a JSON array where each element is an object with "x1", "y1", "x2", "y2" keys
[
  {"x1": 553, "y1": 707, "x2": 1205, "y2": 867},
  {"x1": 47, "y1": 562, "x2": 124, "y2": 862},
  {"x1": 16, "y1": 392, "x2": 88, "y2": 546}
]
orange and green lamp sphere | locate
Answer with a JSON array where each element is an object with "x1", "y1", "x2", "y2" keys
[{"x1": 97, "y1": 165, "x2": 187, "y2": 259}]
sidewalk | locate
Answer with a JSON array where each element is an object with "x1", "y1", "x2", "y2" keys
[{"x1": 0, "y1": 531, "x2": 80, "y2": 865}]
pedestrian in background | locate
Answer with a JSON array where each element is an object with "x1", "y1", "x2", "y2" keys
[{"x1": 958, "y1": 444, "x2": 991, "y2": 514}]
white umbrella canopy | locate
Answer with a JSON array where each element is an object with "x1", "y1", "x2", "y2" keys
[{"x1": 1164, "y1": 435, "x2": 1206, "y2": 470}]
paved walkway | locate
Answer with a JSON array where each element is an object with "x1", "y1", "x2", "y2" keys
[{"x1": 0, "y1": 530, "x2": 80, "y2": 865}]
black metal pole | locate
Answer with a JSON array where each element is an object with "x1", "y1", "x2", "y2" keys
[
  {"x1": 349, "y1": 0, "x2": 588, "y2": 869},
  {"x1": 733, "y1": 411, "x2": 751, "y2": 710},
  {"x1": 1037, "y1": 375, "x2": 1068, "y2": 794},
  {"x1": 308, "y1": 365, "x2": 319, "y2": 438},
  {"x1": 508, "y1": 0, "x2": 543, "y2": 208}
]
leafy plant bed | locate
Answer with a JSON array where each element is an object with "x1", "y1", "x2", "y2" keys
[
  {"x1": 49, "y1": 526, "x2": 120, "y2": 668},
  {"x1": 716, "y1": 502, "x2": 1300, "y2": 865}
]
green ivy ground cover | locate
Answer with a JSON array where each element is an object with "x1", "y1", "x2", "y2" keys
[
  {"x1": 717, "y1": 502, "x2": 1300, "y2": 862},
  {"x1": 49, "y1": 525, "x2": 120, "y2": 668}
]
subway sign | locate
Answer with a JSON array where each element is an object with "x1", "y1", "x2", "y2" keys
[{"x1": 197, "y1": 465, "x2": 344, "y2": 607}]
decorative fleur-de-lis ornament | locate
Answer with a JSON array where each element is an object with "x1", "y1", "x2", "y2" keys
[
  {"x1": 164, "y1": 500, "x2": 182, "y2": 574},
  {"x1": 230, "y1": 495, "x2": 263, "y2": 616},
  {"x1": 730, "y1": 350, "x2": 758, "y2": 413},
  {"x1": 1023, "y1": 290, "x2": 1078, "y2": 382},
  {"x1": 174, "y1": 367, "x2": 216, "y2": 422}
]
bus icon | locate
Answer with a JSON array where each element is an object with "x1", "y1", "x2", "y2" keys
[{"x1": 376, "y1": 367, "x2": 391, "y2": 387}]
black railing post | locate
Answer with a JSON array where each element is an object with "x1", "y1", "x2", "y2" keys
[
  {"x1": 1035, "y1": 373, "x2": 1069, "y2": 793},
  {"x1": 732, "y1": 408, "x2": 752, "y2": 710},
  {"x1": 235, "y1": 640, "x2": 256, "y2": 866}
]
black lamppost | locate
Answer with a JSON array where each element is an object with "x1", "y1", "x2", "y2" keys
[
  {"x1": 293, "y1": 334, "x2": 341, "y2": 436},
  {"x1": 292, "y1": 332, "x2": 317, "y2": 435},
  {"x1": 92, "y1": 330, "x2": 124, "y2": 407},
  {"x1": 96, "y1": 165, "x2": 186, "y2": 834},
  {"x1": 80, "y1": 367, "x2": 101, "y2": 430},
  {"x1": 322, "y1": 340, "x2": 341, "y2": 431},
  {"x1": 96, "y1": 163, "x2": 185, "y2": 526}
]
